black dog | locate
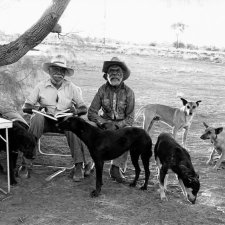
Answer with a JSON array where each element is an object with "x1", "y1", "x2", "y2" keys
[
  {"x1": 154, "y1": 133, "x2": 200, "y2": 204},
  {"x1": 97, "y1": 122, "x2": 119, "y2": 130},
  {"x1": 58, "y1": 116, "x2": 153, "y2": 197},
  {"x1": 0, "y1": 120, "x2": 36, "y2": 185}
]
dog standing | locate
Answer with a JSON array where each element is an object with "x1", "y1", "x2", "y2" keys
[
  {"x1": 200, "y1": 122, "x2": 225, "y2": 170},
  {"x1": 154, "y1": 133, "x2": 200, "y2": 204},
  {"x1": 135, "y1": 98, "x2": 201, "y2": 148},
  {"x1": 58, "y1": 116, "x2": 153, "y2": 197}
]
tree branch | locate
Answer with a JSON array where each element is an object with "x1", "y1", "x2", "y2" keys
[{"x1": 0, "y1": 0, "x2": 71, "y2": 67}]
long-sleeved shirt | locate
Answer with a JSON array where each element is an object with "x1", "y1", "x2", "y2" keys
[
  {"x1": 24, "y1": 79, "x2": 86, "y2": 115},
  {"x1": 88, "y1": 82, "x2": 135, "y2": 128}
]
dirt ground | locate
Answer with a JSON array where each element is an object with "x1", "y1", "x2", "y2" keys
[{"x1": 1, "y1": 49, "x2": 225, "y2": 225}]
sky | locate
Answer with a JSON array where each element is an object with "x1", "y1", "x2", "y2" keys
[{"x1": 0, "y1": 0, "x2": 225, "y2": 47}]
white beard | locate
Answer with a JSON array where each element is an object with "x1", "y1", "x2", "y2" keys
[{"x1": 107, "y1": 77, "x2": 122, "y2": 86}]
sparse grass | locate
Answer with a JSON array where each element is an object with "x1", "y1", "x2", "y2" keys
[{"x1": 1, "y1": 46, "x2": 225, "y2": 225}]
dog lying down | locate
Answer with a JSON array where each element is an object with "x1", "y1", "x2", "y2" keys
[
  {"x1": 200, "y1": 122, "x2": 225, "y2": 170},
  {"x1": 154, "y1": 133, "x2": 200, "y2": 204},
  {"x1": 58, "y1": 116, "x2": 153, "y2": 197}
]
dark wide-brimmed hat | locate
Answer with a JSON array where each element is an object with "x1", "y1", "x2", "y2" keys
[
  {"x1": 43, "y1": 55, "x2": 74, "y2": 77},
  {"x1": 102, "y1": 57, "x2": 131, "y2": 81}
]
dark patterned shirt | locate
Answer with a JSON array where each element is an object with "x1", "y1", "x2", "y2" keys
[{"x1": 88, "y1": 82, "x2": 135, "y2": 128}]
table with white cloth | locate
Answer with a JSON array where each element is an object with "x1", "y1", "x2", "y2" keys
[{"x1": 0, "y1": 118, "x2": 12, "y2": 194}]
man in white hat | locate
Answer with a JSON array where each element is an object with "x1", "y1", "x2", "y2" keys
[
  {"x1": 88, "y1": 57, "x2": 135, "y2": 183},
  {"x1": 23, "y1": 55, "x2": 92, "y2": 182}
]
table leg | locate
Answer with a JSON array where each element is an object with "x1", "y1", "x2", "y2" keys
[{"x1": 6, "y1": 128, "x2": 10, "y2": 193}]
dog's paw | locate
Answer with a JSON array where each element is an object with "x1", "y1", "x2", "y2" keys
[
  {"x1": 140, "y1": 185, "x2": 147, "y2": 190},
  {"x1": 159, "y1": 189, "x2": 168, "y2": 202},
  {"x1": 90, "y1": 190, "x2": 100, "y2": 197},
  {"x1": 160, "y1": 195, "x2": 168, "y2": 202},
  {"x1": 129, "y1": 182, "x2": 136, "y2": 188},
  {"x1": 206, "y1": 160, "x2": 213, "y2": 165},
  {"x1": 213, "y1": 165, "x2": 220, "y2": 171}
]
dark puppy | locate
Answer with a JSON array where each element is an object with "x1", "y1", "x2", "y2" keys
[
  {"x1": 154, "y1": 133, "x2": 200, "y2": 204},
  {"x1": 58, "y1": 116, "x2": 152, "y2": 197},
  {"x1": 0, "y1": 120, "x2": 36, "y2": 185}
]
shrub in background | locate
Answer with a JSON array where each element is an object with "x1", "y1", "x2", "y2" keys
[
  {"x1": 186, "y1": 43, "x2": 198, "y2": 50},
  {"x1": 149, "y1": 42, "x2": 157, "y2": 47},
  {"x1": 172, "y1": 41, "x2": 185, "y2": 48},
  {"x1": 203, "y1": 46, "x2": 220, "y2": 52}
]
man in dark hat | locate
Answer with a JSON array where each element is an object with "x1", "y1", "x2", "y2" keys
[
  {"x1": 88, "y1": 57, "x2": 135, "y2": 183},
  {"x1": 22, "y1": 55, "x2": 92, "y2": 182}
]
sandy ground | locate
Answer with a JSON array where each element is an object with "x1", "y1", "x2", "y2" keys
[{"x1": 1, "y1": 49, "x2": 225, "y2": 225}]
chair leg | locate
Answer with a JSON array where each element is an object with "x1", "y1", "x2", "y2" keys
[{"x1": 33, "y1": 134, "x2": 74, "y2": 181}]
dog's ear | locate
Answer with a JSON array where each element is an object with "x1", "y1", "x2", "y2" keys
[
  {"x1": 196, "y1": 100, "x2": 202, "y2": 106},
  {"x1": 179, "y1": 165, "x2": 189, "y2": 174},
  {"x1": 203, "y1": 122, "x2": 209, "y2": 128},
  {"x1": 100, "y1": 122, "x2": 118, "y2": 130},
  {"x1": 180, "y1": 166, "x2": 199, "y2": 184},
  {"x1": 180, "y1": 98, "x2": 188, "y2": 106},
  {"x1": 195, "y1": 171, "x2": 200, "y2": 180},
  {"x1": 188, "y1": 176, "x2": 199, "y2": 183},
  {"x1": 215, "y1": 127, "x2": 223, "y2": 135},
  {"x1": 57, "y1": 116, "x2": 72, "y2": 130}
]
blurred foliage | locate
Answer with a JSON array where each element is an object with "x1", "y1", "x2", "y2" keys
[
  {"x1": 0, "y1": 45, "x2": 79, "y2": 112},
  {"x1": 171, "y1": 22, "x2": 188, "y2": 49},
  {"x1": 0, "y1": 55, "x2": 46, "y2": 111},
  {"x1": 149, "y1": 42, "x2": 157, "y2": 47},
  {"x1": 172, "y1": 41, "x2": 185, "y2": 48},
  {"x1": 203, "y1": 46, "x2": 220, "y2": 52},
  {"x1": 186, "y1": 43, "x2": 198, "y2": 50}
]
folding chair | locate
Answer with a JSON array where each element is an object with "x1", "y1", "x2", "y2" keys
[{"x1": 34, "y1": 132, "x2": 74, "y2": 181}]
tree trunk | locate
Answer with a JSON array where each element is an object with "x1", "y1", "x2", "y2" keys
[
  {"x1": 176, "y1": 33, "x2": 179, "y2": 48},
  {"x1": 0, "y1": 0, "x2": 71, "y2": 67}
]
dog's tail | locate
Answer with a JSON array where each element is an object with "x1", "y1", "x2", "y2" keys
[{"x1": 134, "y1": 106, "x2": 146, "y2": 122}]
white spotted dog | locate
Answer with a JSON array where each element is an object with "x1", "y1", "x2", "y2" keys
[
  {"x1": 200, "y1": 122, "x2": 225, "y2": 170},
  {"x1": 135, "y1": 98, "x2": 201, "y2": 148},
  {"x1": 154, "y1": 133, "x2": 200, "y2": 204}
]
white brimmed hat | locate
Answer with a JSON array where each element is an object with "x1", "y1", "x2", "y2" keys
[{"x1": 43, "y1": 55, "x2": 74, "y2": 77}]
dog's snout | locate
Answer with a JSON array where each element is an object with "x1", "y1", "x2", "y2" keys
[
  {"x1": 187, "y1": 194, "x2": 197, "y2": 204},
  {"x1": 200, "y1": 134, "x2": 208, "y2": 140},
  {"x1": 189, "y1": 197, "x2": 196, "y2": 204},
  {"x1": 190, "y1": 198, "x2": 196, "y2": 204}
]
